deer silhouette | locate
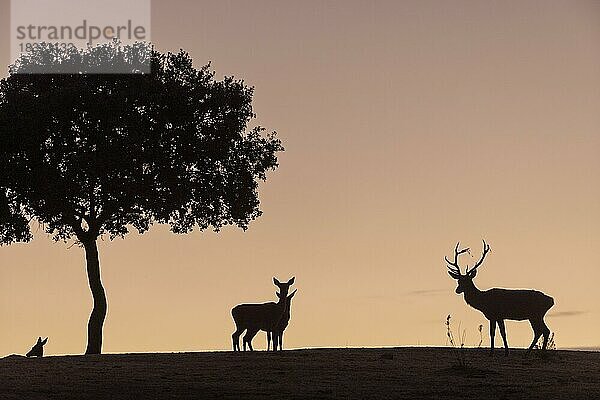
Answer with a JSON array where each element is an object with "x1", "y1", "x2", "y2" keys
[
  {"x1": 231, "y1": 277, "x2": 295, "y2": 351},
  {"x1": 26, "y1": 337, "x2": 48, "y2": 358},
  {"x1": 267, "y1": 289, "x2": 297, "y2": 351},
  {"x1": 445, "y1": 240, "x2": 554, "y2": 355}
]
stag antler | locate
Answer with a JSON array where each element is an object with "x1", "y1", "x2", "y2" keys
[
  {"x1": 465, "y1": 240, "x2": 491, "y2": 274},
  {"x1": 444, "y1": 242, "x2": 470, "y2": 275}
]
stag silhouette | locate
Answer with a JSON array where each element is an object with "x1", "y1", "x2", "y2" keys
[
  {"x1": 445, "y1": 240, "x2": 554, "y2": 355},
  {"x1": 231, "y1": 277, "x2": 295, "y2": 351}
]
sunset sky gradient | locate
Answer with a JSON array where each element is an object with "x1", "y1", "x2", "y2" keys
[{"x1": 0, "y1": 0, "x2": 599, "y2": 356}]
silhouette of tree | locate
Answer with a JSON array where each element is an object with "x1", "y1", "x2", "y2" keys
[{"x1": 0, "y1": 42, "x2": 283, "y2": 355}]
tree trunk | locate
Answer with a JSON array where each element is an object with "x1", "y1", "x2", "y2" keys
[{"x1": 83, "y1": 239, "x2": 107, "y2": 355}]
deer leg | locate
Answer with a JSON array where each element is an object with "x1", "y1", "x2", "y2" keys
[
  {"x1": 244, "y1": 329, "x2": 259, "y2": 352},
  {"x1": 242, "y1": 330, "x2": 250, "y2": 351},
  {"x1": 489, "y1": 319, "x2": 497, "y2": 355},
  {"x1": 232, "y1": 328, "x2": 244, "y2": 351},
  {"x1": 541, "y1": 320, "x2": 551, "y2": 351},
  {"x1": 497, "y1": 320, "x2": 509, "y2": 356},
  {"x1": 267, "y1": 331, "x2": 271, "y2": 351},
  {"x1": 273, "y1": 332, "x2": 279, "y2": 352},
  {"x1": 526, "y1": 319, "x2": 543, "y2": 355},
  {"x1": 278, "y1": 332, "x2": 283, "y2": 351}
]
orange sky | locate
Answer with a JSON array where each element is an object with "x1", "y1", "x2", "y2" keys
[{"x1": 1, "y1": 0, "x2": 599, "y2": 356}]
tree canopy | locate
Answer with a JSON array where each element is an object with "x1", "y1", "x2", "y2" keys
[{"x1": 0, "y1": 42, "x2": 283, "y2": 246}]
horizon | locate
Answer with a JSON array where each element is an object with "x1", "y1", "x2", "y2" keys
[
  {"x1": 0, "y1": 0, "x2": 599, "y2": 357},
  {"x1": 4, "y1": 345, "x2": 600, "y2": 360}
]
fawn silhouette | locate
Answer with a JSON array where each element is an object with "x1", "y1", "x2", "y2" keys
[
  {"x1": 26, "y1": 337, "x2": 48, "y2": 357},
  {"x1": 445, "y1": 240, "x2": 554, "y2": 355},
  {"x1": 267, "y1": 289, "x2": 297, "y2": 351},
  {"x1": 231, "y1": 277, "x2": 295, "y2": 351}
]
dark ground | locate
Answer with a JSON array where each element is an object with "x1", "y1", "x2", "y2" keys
[{"x1": 0, "y1": 347, "x2": 598, "y2": 399}]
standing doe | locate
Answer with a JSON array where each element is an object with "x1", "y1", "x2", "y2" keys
[
  {"x1": 267, "y1": 289, "x2": 297, "y2": 351},
  {"x1": 445, "y1": 240, "x2": 554, "y2": 355},
  {"x1": 231, "y1": 277, "x2": 295, "y2": 351}
]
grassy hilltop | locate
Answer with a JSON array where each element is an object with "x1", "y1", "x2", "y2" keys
[{"x1": 1, "y1": 347, "x2": 598, "y2": 399}]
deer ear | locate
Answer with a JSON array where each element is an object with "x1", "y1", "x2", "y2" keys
[
  {"x1": 287, "y1": 277, "x2": 295, "y2": 285},
  {"x1": 288, "y1": 289, "x2": 297, "y2": 299},
  {"x1": 273, "y1": 278, "x2": 281, "y2": 287},
  {"x1": 468, "y1": 269, "x2": 477, "y2": 278},
  {"x1": 42, "y1": 338, "x2": 48, "y2": 345},
  {"x1": 37, "y1": 337, "x2": 42, "y2": 343},
  {"x1": 276, "y1": 291, "x2": 281, "y2": 298}
]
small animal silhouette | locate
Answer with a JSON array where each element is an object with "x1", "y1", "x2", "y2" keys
[
  {"x1": 26, "y1": 337, "x2": 48, "y2": 358},
  {"x1": 231, "y1": 277, "x2": 295, "y2": 351},
  {"x1": 267, "y1": 289, "x2": 297, "y2": 351},
  {"x1": 445, "y1": 240, "x2": 554, "y2": 355}
]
